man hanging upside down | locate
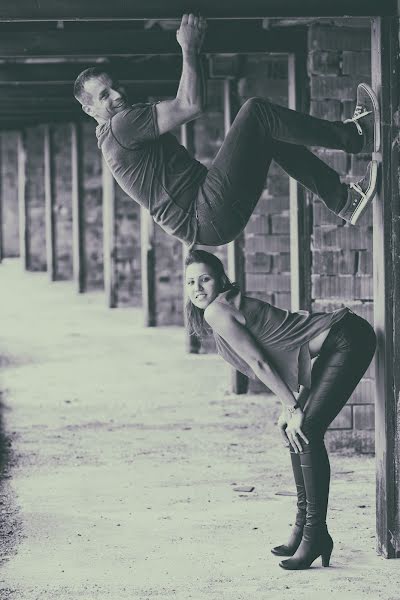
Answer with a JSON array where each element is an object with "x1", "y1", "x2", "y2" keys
[{"x1": 73, "y1": 14, "x2": 380, "y2": 248}]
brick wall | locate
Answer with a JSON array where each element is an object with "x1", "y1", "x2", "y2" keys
[
  {"x1": 114, "y1": 182, "x2": 141, "y2": 307},
  {"x1": 308, "y1": 20, "x2": 374, "y2": 452},
  {"x1": 25, "y1": 125, "x2": 46, "y2": 271},
  {"x1": 52, "y1": 124, "x2": 73, "y2": 280},
  {"x1": 0, "y1": 132, "x2": 19, "y2": 258}
]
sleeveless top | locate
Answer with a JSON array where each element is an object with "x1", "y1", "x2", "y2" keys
[{"x1": 212, "y1": 287, "x2": 349, "y2": 391}]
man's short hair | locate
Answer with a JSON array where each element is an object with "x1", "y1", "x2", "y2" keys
[{"x1": 73, "y1": 67, "x2": 112, "y2": 105}]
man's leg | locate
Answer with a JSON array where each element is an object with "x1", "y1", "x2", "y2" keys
[{"x1": 196, "y1": 88, "x2": 379, "y2": 245}]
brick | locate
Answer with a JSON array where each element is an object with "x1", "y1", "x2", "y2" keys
[
  {"x1": 312, "y1": 226, "x2": 373, "y2": 250},
  {"x1": 308, "y1": 50, "x2": 341, "y2": 75},
  {"x1": 310, "y1": 100, "x2": 342, "y2": 121},
  {"x1": 311, "y1": 76, "x2": 357, "y2": 101},
  {"x1": 349, "y1": 379, "x2": 375, "y2": 404},
  {"x1": 312, "y1": 149, "x2": 349, "y2": 175},
  {"x1": 270, "y1": 213, "x2": 290, "y2": 234},
  {"x1": 312, "y1": 250, "x2": 357, "y2": 275},
  {"x1": 328, "y1": 405, "x2": 353, "y2": 429},
  {"x1": 246, "y1": 273, "x2": 291, "y2": 293},
  {"x1": 272, "y1": 252, "x2": 290, "y2": 273},
  {"x1": 245, "y1": 253, "x2": 273, "y2": 273},
  {"x1": 246, "y1": 214, "x2": 270, "y2": 235},
  {"x1": 312, "y1": 202, "x2": 343, "y2": 226},
  {"x1": 351, "y1": 155, "x2": 371, "y2": 177},
  {"x1": 325, "y1": 430, "x2": 374, "y2": 453},
  {"x1": 246, "y1": 234, "x2": 290, "y2": 254},
  {"x1": 357, "y1": 251, "x2": 373, "y2": 275},
  {"x1": 254, "y1": 195, "x2": 289, "y2": 214},
  {"x1": 342, "y1": 51, "x2": 371, "y2": 78},
  {"x1": 309, "y1": 25, "x2": 371, "y2": 52},
  {"x1": 312, "y1": 274, "x2": 373, "y2": 300},
  {"x1": 353, "y1": 405, "x2": 375, "y2": 430},
  {"x1": 274, "y1": 292, "x2": 291, "y2": 310}
]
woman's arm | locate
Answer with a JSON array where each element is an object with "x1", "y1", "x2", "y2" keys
[{"x1": 204, "y1": 302, "x2": 298, "y2": 410}]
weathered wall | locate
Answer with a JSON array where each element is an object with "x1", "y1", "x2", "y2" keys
[
  {"x1": 52, "y1": 124, "x2": 73, "y2": 280},
  {"x1": 25, "y1": 126, "x2": 46, "y2": 271}
]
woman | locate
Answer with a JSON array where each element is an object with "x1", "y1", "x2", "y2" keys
[{"x1": 185, "y1": 249, "x2": 376, "y2": 570}]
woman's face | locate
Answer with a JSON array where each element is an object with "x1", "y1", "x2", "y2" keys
[{"x1": 186, "y1": 262, "x2": 220, "y2": 309}]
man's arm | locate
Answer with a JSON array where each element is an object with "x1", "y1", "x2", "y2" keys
[{"x1": 155, "y1": 14, "x2": 207, "y2": 135}]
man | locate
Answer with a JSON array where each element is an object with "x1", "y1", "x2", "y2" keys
[{"x1": 74, "y1": 14, "x2": 380, "y2": 249}]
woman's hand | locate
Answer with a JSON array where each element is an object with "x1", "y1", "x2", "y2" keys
[
  {"x1": 176, "y1": 14, "x2": 207, "y2": 54},
  {"x1": 285, "y1": 408, "x2": 309, "y2": 453},
  {"x1": 277, "y1": 409, "x2": 290, "y2": 448}
]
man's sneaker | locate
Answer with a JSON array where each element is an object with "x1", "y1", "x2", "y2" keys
[
  {"x1": 344, "y1": 83, "x2": 380, "y2": 153},
  {"x1": 338, "y1": 160, "x2": 378, "y2": 225}
]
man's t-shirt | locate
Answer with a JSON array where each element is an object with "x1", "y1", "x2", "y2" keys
[{"x1": 96, "y1": 103, "x2": 207, "y2": 245}]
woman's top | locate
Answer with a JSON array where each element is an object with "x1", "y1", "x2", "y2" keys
[
  {"x1": 96, "y1": 103, "x2": 207, "y2": 246},
  {"x1": 211, "y1": 287, "x2": 349, "y2": 391}
]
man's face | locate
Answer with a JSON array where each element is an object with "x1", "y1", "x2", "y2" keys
[{"x1": 82, "y1": 74, "x2": 128, "y2": 122}]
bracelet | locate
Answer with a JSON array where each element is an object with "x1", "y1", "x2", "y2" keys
[{"x1": 286, "y1": 402, "x2": 300, "y2": 415}]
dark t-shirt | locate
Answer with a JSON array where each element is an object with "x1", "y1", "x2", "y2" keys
[
  {"x1": 212, "y1": 287, "x2": 349, "y2": 391},
  {"x1": 96, "y1": 103, "x2": 207, "y2": 245}
]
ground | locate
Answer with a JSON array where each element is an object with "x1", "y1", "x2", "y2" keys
[{"x1": 0, "y1": 259, "x2": 399, "y2": 600}]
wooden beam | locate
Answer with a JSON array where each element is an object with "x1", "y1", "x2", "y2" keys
[
  {"x1": 224, "y1": 79, "x2": 248, "y2": 395},
  {"x1": 71, "y1": 122, "x2": 85, "y2": 292},
  {"x1": 17, "y1": 131, "x2": 28, "y2": 270},
  {"x1": 180, "y1": 121, "x2": 201, "y2": 354},
  {"x1": 288, "y1": 52, "x2": 312, "y2": 312},
  {"x1": 371, "y1": 16, "x2": 400, "y2": 559},
  {"x1": 0, "y1": 0, "x2": 395, "y2": 20},
  {"x1": 44, "y1": 124, "x2": 56, "y2": 280},
  {"x1": 140, "y1": 206, "x2": 156, "y2": 327},
  {"x1": 0, "y1": 26, "x2": 306, "y2": 57},
  {"x1": 102, "y1": 158, "x2": 117, "y2": 308},
  {"x1": 0, "y1": 58, "x2": 185, "y2": 84}
]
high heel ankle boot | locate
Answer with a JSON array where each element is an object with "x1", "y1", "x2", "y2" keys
[
  {"x1": 271, "y1": 450, "x2": 306, "y2": 557},
  {"x1": 279, "y1": 525, "x2": 333, "y2": 570},
  {"x1": 279, "y1": 443, "x2": 333, "y2": 570}
]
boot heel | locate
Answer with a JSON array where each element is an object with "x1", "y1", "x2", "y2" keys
[{"x1": 321, "y1": 542, "x2": 333, "y2": 567}]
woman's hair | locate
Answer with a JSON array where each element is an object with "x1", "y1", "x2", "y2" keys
[{"x1": 184, "y1": 249, "x2": 234, "y2": 338}]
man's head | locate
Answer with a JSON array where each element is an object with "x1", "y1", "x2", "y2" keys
[{"x1": 73, "y1": 67, "x2": 128, "y2": 123}]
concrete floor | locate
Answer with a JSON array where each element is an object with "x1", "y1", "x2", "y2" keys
[{"x1": 0, "y1": 259, "x2": 399, "y2": 600}]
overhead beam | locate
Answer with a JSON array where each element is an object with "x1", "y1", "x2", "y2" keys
[
  {"x1": 0, "y1": 58, "x2": 185, "y2": 84},
  {"x1": 0, "y1": 26, "x2": 306, "y2": 57},
  {"x1": 0, "y1": 0, "x2": 395, "y2": 20}
]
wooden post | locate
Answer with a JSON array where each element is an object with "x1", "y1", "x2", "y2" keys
[
  {"x1": 44, "y1": 124, "x2": 56, "y2": 281},
  {"x1": 17, "y1": 130, "x2": 28, "y2": 270},
  {"x1": 102, "y1": 158, "x2": 117, "y2": 308},
  {"x1": 140, "y1": 206, "x2": 156, "y2": 327},
  {"x1": 180, "y1": 121, "x2": 201, "y2": 353},
  {"x1": 71, "y1": 122, "x2": 85, "y2": 293},
  {"x1": 0, "y1": 135, "x2": 2, "y2": 264},
  {"x1": 371, "y1": 16, "x2": 400, "y2": 559},
  {"x1": 288, "y1": 52, "x2": 312, "y2": 312},
  {"x1": 224, "y1": 78, "x2": 248, "y2": 394}
]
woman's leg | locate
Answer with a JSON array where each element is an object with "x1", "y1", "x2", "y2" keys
[
  {"x1": 280, "y1": 312, "x2": 376, "y2": 570},
  {"x1": 196, "y1": 97, "x2": 366, "y2": 245}
]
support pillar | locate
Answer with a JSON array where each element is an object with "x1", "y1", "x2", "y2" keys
[
  {"x1": 140, "y1": 206, "x2": 156, "y2": 327},
  {"x1": 181, "y1": 121, "x2": 201, "y2": 353},
  {"x1": 288, "y1": 52, "x2": 312, "y2": 312},
  {"x1": 17, "y1": 130, "x2": 28, "y2": 270},
  {"x1": 71, "y1": 122, "x2": 85, "y2": 293},
  {"x1": 44, "y1": 124, "x2": 56, "y2": 281},
  {"x1": 224, "y1": 78, "x2": 248, "y2": 394},
  {"x1": 102, "y1": 159, "x2": 117, "y2": 308},
  {"x1": 371, "y1": 16, "x2": 400, "y2": 559}
]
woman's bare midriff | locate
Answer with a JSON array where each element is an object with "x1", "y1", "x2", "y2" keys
[{"x1": 308, "y1": 327, "x2": 331, "y2": 358}]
